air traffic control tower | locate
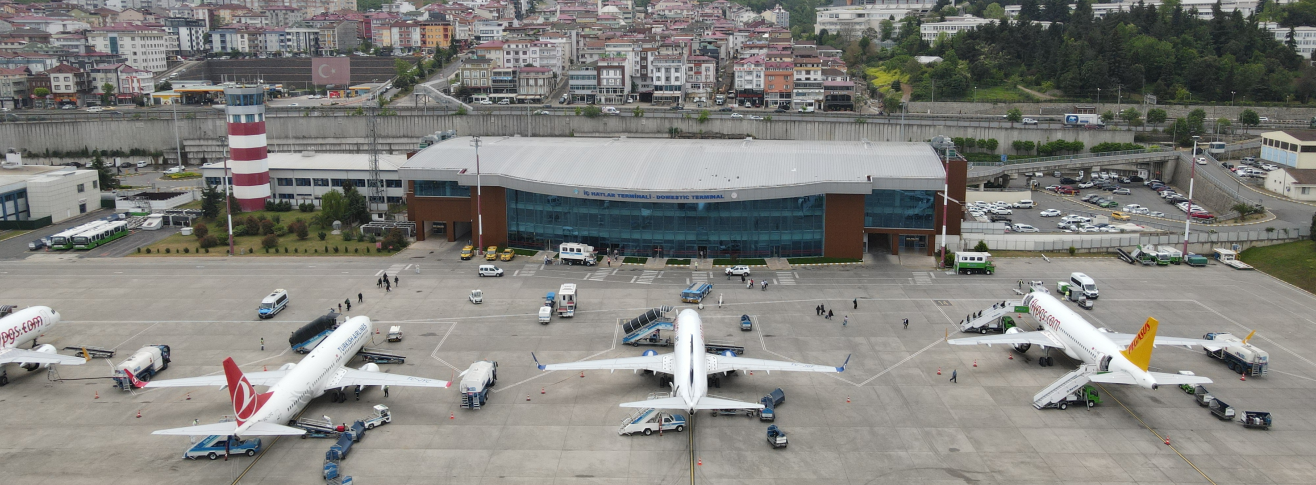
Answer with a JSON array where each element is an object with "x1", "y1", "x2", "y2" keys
[{"x1": 222, "y1": 86, "x2": 271, "y2": 211}]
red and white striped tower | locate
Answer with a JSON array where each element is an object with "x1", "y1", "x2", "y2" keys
[{"x1": 223, "y1": 86, "x2": 271, "y2": 211}]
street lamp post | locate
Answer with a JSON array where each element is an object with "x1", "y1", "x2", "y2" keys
[
  {"x1": 1182, "y1": 136, "x2": 1201, "y2": 258},
  {"x1": 219, "y1": 135, "x2": 234, "y2": 256},
  {"x1": 471, "y1": 136, "x2": 484, "y2": 254},
  {"x1": 939, "y1": 144, "x2": 951, "y2": 268},
  {"x1": 1097, "y1": 87, "x2": 1101, "y2": 105}
]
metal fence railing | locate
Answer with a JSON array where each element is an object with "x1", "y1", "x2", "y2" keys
[{"x1": 968, "y1": 148, "x2": 1164, "y2": 168}]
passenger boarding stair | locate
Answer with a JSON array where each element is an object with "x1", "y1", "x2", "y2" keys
[
  {"x1": 460, "y1": 392, "x2": 482, "y2": 409},
  {"x1": 959, "y1": 300, "x2": 1022, "y2": 333},
  {"x1": 357, "y1": 348, "x2": 405, "y2": 364},
  {"x1": 1033, "y1": 364, "x2": 1098, "y2": 409},
  {"x1": 621, "y1": 307, "x2": 675, "y2": 345},
  {"x1": 618, "y1": 392, "x2": 673, "y2": 432}
]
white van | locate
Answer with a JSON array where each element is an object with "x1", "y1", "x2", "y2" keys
[
  {"x1": 258, "y1": 289, "x2": 289, "y2": 319},
  {"x1": 478, "y1": 265, "x2": 503, "y2": 277},
  {"x1": 1014, "y1": 200, "x2": 1035, "y2": 209},
  {"x1": 1069, "y1": 273, "x2": 1098, "y2": 299}
]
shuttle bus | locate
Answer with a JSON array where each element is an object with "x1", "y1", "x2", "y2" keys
[
  {"x1": 72, "y1": 221, "x2": 128, "y2": 250},
  {"x1": 50, "y1": 221, "x2": 108, "y2": 250}
]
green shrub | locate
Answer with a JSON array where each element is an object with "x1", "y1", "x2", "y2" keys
[
  {"x1": 144, "y1": 248, "x2": 151, "y2": 253},
  {"x1": 193, "y1": 223, "x2": 208, "y2": 240},
  {"x1": 199, "y1": 234, "x2": 219, "y2": 248},
  {"x1": 183, "y1": 247, "x2": 189, "y2": 254},
  {"x1": 274, "y1": 224, "x2": 288, "y2": 236},
  {"x1": 1068, "y1": 246, "x2": 1077, "y2": 255},
  {"x1": 261, "y1": 234, "x2": 279, "y2": 249},
  {"x1": 204, "y1": 248, "x2": 209, "y2": 253},
  {"x1": 164, "y1": 248, "x2": 170, "y2": 254},
  {"x1": 974, "y1": 240, "x2": 989, "y2": 252},
  {"x1": 317, "y1": 231, "x2": 327, "y2": 241},
  {"x1": 342, "y1": 231, "x2": 354, "y2": 242}
]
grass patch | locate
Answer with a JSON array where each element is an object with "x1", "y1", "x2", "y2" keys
[
  {"x1": 163, "y1": 172, "x2": 202, "y2": 180},
  {"x1": 666, "y1": 258, "x2": 691, "y2": 265},
  {"x1": 713, "y1": 258, "x2": 767, "y2": 266},
  {"x1": 623, "y1": 256, "x2": 647, "y2": 264},
  {"x1": 787, "y1": 256, "x2": 862, "y2": 264},
  {"x1": 965, "y1": 85, "x2": 1036, "y2": 103},
  {"x1": 511, "y1": 248, "x2": 539, "y2": 256},
  {"x1": 176, "y1": 199, "x2": 203, "y2": 209},
  {"x1": 1240, "y1": 240, "x2": 1316, "y2": 294},
  {"x1": 0, "y1": 230, "x2": 32, "y2": 242}
]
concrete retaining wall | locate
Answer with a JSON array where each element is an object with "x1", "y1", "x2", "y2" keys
[
  {"x1": 907, "y1": 101, "x2": 1311, "y2": 122},
  {"x1": 0, "y1": 114, "x2": 1135, "y2": 156}
]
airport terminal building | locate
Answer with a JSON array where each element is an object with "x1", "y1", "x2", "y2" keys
[{"x1": 400, "y1": 137, "x2": 965, "y2": 259}]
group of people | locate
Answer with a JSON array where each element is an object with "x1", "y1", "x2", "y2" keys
[{"x1": 377, "y1": 272, "x2": 399, "y2": 292}]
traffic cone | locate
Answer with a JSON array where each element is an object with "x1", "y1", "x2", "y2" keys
[
  {"x1": 580, "y1": 371, "x2": 584, "y2": 378},
  {"x1": 1009, "y1": 353, "x2": 1013, "y2": 360},
  {"x1": 973, "y1": 360, "x2": 978, "y2": 368},
  {"x1": 697, "y1": 458, "x2": 702, "y2": 466},
  {"x1": 526, "y1": 394, "x2": 530, "y2": 401},
  {"x1": 1164, "y1": 436, "x2": 1170, "y2": 445},
  {"x1": 186, "y1": 392, "x2": 191, "y2": 400},
  {"x1": 937, "y1": 367, "x2": 942, "y2": 375},
  {"x1": 94, "y1": 391, "x2": 99, "y2": 399},
  {"x1": 449, "y1": 412, "x2": 454, "y2": 420},
  {"x1": 1241, "y1": 373, "x2": 1246, "y2": 381},
  {"x1": 541, "y1": 387, "x2": 545, "y2": 394},
  {"x1": 376, "y1": 328, "x2": 380, "y2": 335},
  {"x1": 264, "y1": 365, "x2": 267, "y2": 372},
  {"x1": 136, "y1": 410, "x2": 141, "y2": 418},
  {"x1": 846, "y1": 397, "x2": 850, "y2": 403}
]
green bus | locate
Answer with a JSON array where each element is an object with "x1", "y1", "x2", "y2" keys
[
  {"x1": 954, "y1": 252, "x2": 996, "y2": 275},
  {"x1": 72, "y1": 221, "x2": 129, "y2": 250},
  {"x1": 48, "y1": 221, "x2": 109, "y2": 250}
]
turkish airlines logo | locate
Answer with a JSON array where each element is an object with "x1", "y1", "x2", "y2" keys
[{"x1": 232, "y1": 377, "x2": 257, "y2": 422}]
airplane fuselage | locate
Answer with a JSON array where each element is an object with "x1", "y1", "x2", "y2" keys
[
  {"x1": 237, "y1": 316, "x2": 372, "y2": 436},
  {"x1": 670, "y1": 310, "x2": 707, "y2": 411},
  {"x1": 1025, "y1": 292, "x2": 1158, "y2": 388},
  {"x1": 0, "y1": 306, "x2": 60, "y2": 352}
]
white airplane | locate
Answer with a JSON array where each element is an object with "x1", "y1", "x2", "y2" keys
[
  {"x1": 127, "y1": 315, "x2": 451, "y2": 438},
  {"x1": 0, "y1": 306, "x2": 87, "y2": 386},
  {"x1": 532, "y1": 309, "x2": 849, "y2": 412},
  {"x1": 949, "y1": 288, "x2": 1213, "y2": 407}
]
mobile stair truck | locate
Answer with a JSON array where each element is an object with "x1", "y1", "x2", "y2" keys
[
  {"x1": 1037, "y1": 385, "x2": 1101, "y2": 410},
  {"x1": 1202, "y1": 331, "x2": 1268, "y2": 376},
  {"x1": 289, "y1": 313, "x2": 340, "y2": 354},
  {"x1": 459, "y1": 360, "x2": 498, "y2": 409},
  {"x1": 113, "y1": 345, "x2": 170, "y2": 390},
  {"x1": 959, "y1": 300, "x2": 1025, "y2": 334},
  {"x1": 681, "y1": 283, "x2": 713, "y2": 303},
  {"x1": 557, "y1": 284, "x2": 578, "y2": 317},
  {"x1": 758, "y1": 388, "x2": 785, "y2": 422},
  {"x1": 558, "y1": 242, "x2": 597, "y2": 266},
  {"x1": 621, "y1": 307, "x2": 676, "y2": 346},
  {"x1": 619, "y1": 408, "x2": 687, "y2": 436},
  {"x1": 184, "y1": 435, "x2": 261, "y2": 460}
]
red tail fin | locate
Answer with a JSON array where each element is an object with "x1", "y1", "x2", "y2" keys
[
  {"x1": 121, "y1": 368, "x2": 146, "y2": 389},
  {"x1": 222, "y1": 357, "x2": 271, "y2": 426}
]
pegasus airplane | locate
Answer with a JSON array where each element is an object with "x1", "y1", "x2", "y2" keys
[
  {"x1": 949, "y1": 287, "x2": 1214, "y2": 408},
  {"x1": 129, "y1": 316, "x2": 450, "y2": 438},
  {"x1": 0, "y1": 306, "x2": 87, "y2": 386},
  {"x1": 533, "y1": 309, "x2": 849, "y2": 412}
]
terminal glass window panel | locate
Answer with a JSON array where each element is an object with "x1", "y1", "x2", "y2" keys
[
  {"x1": 385, "y1": 179, "x2": 402, "y2": 188},
  {"x1": 205, "y1": 177, "x2": 223, "y2": 186},
  {"x1": 277, "y1": 178, "x2": 293, "y2": 186},
  {"x1": 313, "y1": 178, "x2": 330, "y2": 186},
  {"x1": 352, "y1": 179, "x2": 367, "y2": 188},
  {"x1": 414, "y1": 180, "x2": 470, "y2": 197},
  {"x1": 505, "y1": 189, "x2": 825, "y2": 258},
  {"x1": 330, "y1": 178, "x2": 346, "y2": 188},
  {"x1": 864, "y1": 189, "x2": 937, "y2": 229},
  {"x1": 295, "y1": 178, "x2": 311, "y2": 186}
]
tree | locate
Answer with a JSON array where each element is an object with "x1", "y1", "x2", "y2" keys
[
  {"x1": 1215, "y1": 118, "x2": 1232, "y2": 135},
  {"x1": 193, "y1": 223, "x2": 209, "y2": 240},
  {"x1": 1146, "y1": 108, "x2": 1168, "y2": 125},
  {"x1": 89, "y1": 155, "x2": 117, "y2": 191},
  {"x1": 1100, "y1": 110, "x2": 1116, "y2": 123},
  {"x1": 341, "y1": 182, "x2": 370, "y2": 226},
  {"x1": 155, "y1": 81, "x2": 171, "y2": 92},
  {"x1": 227, "y1": 194, "x2": 242, "y2": 215},
  {"x1": 879, "y1": 19, "x2": 895, "y2": 41},
  {"x1": 984, "y1": 2, "x2": 1006, "y2": 19},
  {"x1": 261, "y1": 234, "x2": 279, "y2": 249},
  {"x1": 260, "y1": 219, "x2": 275, "y2": 236},
  {"x1": 1005, "y1": 108, "x2": 1023, "y2": 125},
  {"x1": 982, "y1": 138, "x2": 999, "y2": 152},
  {"x1": 289, "y1": 220, "x2": 309, "y2": 240},
  {"x1": 33, "y1": 87, "x2": 50, "y2": 98},
  {"x1": 101, "y1": 82, "x2": 115, "y2": 104},
  {"x1": 320, "y1": 190, "x2": 346, "y2": 226},
  {"x1": 632, "y1": 106, "x2": 645, "y2": 117},
  {"x1": 579, "y1": 105, "x2": 602, "y2": 117},
  {"x1": 697, "y1": 110, "x2": 710, "y2": 123},
  {"x1": 1311, "y1": 212, "x2": 1316, "y2": 242},
  {"x1": 1119, "y1": 107, "x2": 1142, "y2": 126},
  {"x1": 1239, "y1": 109, "x2": 1261, "y2": 126},
  {"x1": 200, "y1": 184, "x2": 223, "y2": 220}
]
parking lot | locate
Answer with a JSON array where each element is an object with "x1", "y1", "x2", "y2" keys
[
  {"x1": 2, "y1": 246, "x2": 1315, "y2": 483},
  {"x1": 970, "y1": 173, "x2": 1226, "y2": 234}
]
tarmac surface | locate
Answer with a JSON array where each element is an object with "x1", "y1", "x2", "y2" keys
[{"x1": 1, "y1": 247, "x2": 1314, "y2": 484}]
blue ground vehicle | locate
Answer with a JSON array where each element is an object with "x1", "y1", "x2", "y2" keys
[
  {"x1": 759, "y1": 388, "x2": 785, "y2": 422},
  {"x1": 681, "y1": 283, "x2": 713, "y2": 303},
  {"x1": 183, "y1": 435, "x2": 261, "y2": 460},
  {"x1": 258, "y1": 289, "x2": 289, "y2": 319}
]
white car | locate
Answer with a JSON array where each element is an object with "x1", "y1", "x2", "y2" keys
[
  {"x1": 478, "y1": 99, "x2": 493, "y2": 105},
  {"x1": 1011, "y1": 224, "x2": 1040, "y2": 233},
  {"x1": 729, "y1": 113, "x2": 743, "y2": 119},
  {"x1": 991, "y1": 208, "x2": 1013, "y2": 215},
  {"x1": 164, "y1": 166, "x2": 184, "y2": 174},
  {"x1": 1262, "y1": 164, "x2": 1277, "y2": 171},
  {"x1": 602, "y1": 106, "x2": 620, "y2": 115},
  {"x1": 1130, "y1": 207, "x2": 1150, "y2": 215},
  {"x1": 1195, "y1": 157, "x2": 1207, "y2": 165},
  {"x1": 1148, "y1": 211, "x2": 1166, "y2": 217},
  {"x1": 1060, "y1": 215, "x2": 1088, "y2": 223},
  {"x1": 1122, "y1": 204, "x2": 1142, "y2": 212},
  {"x1": 724, "y1": 265, "x2": 752, "y2": 276},
  {"x1": 748, "y1": 115, "x2": 763, "y2": 120},
  {"x1": 1039, "y1": 209, "x2": 1061, "y2": 217},
  {"x1": 1021, "y1": 118, "x2": 1038, "y2": 125},
  {"x1": 1078, "y1": 182, "x2": 1094, "y2": 189},
  {"x1": 1259, "y1": 116, "x2": 1270, "y2": 122}
]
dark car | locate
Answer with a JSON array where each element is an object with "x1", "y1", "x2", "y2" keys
[
  {"x1": 669, "y1": 105, "x2": 683, "y2": 110},
  {"x1": 1060, "y1": 177, "x2": 1079, "y2": 185},
  {"x1": 718, "y1": 107, "x2": 734, "y2": 112},
  {"x1": 774, "y1": 107, "x2": 787, "y2": 113}
]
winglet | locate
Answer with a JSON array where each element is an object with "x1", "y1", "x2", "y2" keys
[
  {"x1": 122, "y1": 368, "x2": 147, "y2": 388},
  {"x1": 531, "y1": 352, "x2": 546, "y2": 371},
  {"x1": 1120, "y1": 317, "x2": 1158, "y2": 372},
  {"x1": 836, "y1": 354, "x2": 851, "y2": 373},
  {"x1": 1242, "y1": 330, "x2": 1256, "y2": 345}
]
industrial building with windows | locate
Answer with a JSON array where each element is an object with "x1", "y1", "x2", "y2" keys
[
  {"x1": 0, "y1": 162, "x2": 101, "y2": 225},
  {"x1": 201, "y1": 152, "x2": 407, "y2": 208},
  {"x1": 400, "y1": 137, "x2": 966, "y2": 259}
]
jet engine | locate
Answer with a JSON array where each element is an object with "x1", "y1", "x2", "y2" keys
[
  {"x1": 1005, "y1": 327, "x2": 1031, "y2": 353},
  {"x1": 20, "y1": 344, "x2": 57, "y2": 371}
]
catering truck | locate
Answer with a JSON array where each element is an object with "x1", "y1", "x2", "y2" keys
[
  {"x1": 1063, "y1": 113, "x2": 1105, "y2": 128},
  {"x1": 558, "y1": 242, "x2": 597, "y2": 266},
  {"x1": 459, "y1": 360, "x2": 498, "y2": 409},
  {"x1": 113, "y1": 345, "x2": 171, "y2": 390},
  {"x1": 557, "y1": 283, "x2": 578, "y2": 317}
]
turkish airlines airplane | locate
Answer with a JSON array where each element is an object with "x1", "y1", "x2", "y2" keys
[
  {"x1": 128, "y1": 316, "x2": 450, "y2": 438},
  {"x1": 949, "y1": 288, "x2": 1213, "y2": 406},
  {"x1": 0, "y1": 306, "x2": 87, "y2": 386},
  {"x1": 533, "y1": 309, "x2": 849, "y2": 411}
]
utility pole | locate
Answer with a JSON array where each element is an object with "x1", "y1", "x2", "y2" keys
[
  {"x1": 219, "y1": 135, "x2": 234, "y2": 256},
  {"x1": 939, "y1": 143, "x2": 951, "y2": 268},
  {"x1": 471, "y1": 136, "x2": 484, "y2": 254},
  {"x1": 367, "y1": 101, "x2": 385, "y2": 214},
  {"x1": 1183, "y1": 136, "x2": 1201, "y2": 258}
]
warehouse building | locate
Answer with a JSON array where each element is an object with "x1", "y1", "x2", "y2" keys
[
  {"x1": 201, "y1": 152, "x2": 407, "y2": 208},
  {"x1": 0, "y1": 163, "x2": 102, "y2": 225},
  {"x1": 400, "y1": 137, "x2": 966, "y2": 259}
]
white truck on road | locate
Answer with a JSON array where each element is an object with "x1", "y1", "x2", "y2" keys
[
  {"x1": 557, "y1": 283, "x2": 578, "y2": 317},
  {"x1": 558, "y1": 242, "x2": 597, "y2": 266}
]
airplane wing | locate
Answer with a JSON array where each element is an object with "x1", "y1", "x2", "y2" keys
[
  {"x1": 1149, "y1": 372, "x2": 1213, "y2": 385},
  {"x1": 0, "y1": 348, "x2": 88, "y2": 366},
  {"x1": 328, "y1": 367, "x2": 450, "y2": 389},
  {"x1": 707, "y1": 353, "x2": 849, "y2": 374},
  {"x1": 1101, "y1": 332, "x2": 1217, "y2": 350},
  {"x1": 947, "y1": 331, "x2": 1066, "y2": 349},
  {"x1": 152, "y1": 421, "x2": 305, "y2": 436},
  {"x1": 533, "y1": 352, "x2": 672, "y2": 374},
  {"x1": 1089, "y1": 371, "x2": 1137, "y2": 385},
  {"x1": 143, "y1": 370, "x2": 289, "y2": 388}
]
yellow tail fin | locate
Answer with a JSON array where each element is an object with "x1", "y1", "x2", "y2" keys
[
  {"x1": 1242, "y1": 330, "x2": 1256, "y2": 345},
  {"x1": 1120, "y1": 317, "x2": 1158, "y2": 371}
]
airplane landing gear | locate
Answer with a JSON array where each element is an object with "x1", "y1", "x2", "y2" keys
[
  {"x1": 1039, "y1": 349, "x2": 1055, "y2": 367},
  {"x1": 0, "y1": 370, "x2": 8, "y2": 386}
]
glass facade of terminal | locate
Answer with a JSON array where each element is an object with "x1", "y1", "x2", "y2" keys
[
  {"x1": 505, "y1": 189, "x2": 825, "y2": 258},
  {"x1": 415, "y1": 180, "x2": 471, "y2": 197},
  {"x1": 864, "y1": 190, "x2": 937, "y2": 229}
]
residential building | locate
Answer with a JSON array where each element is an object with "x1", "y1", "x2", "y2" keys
[
  {"x1": 317, "y1": 20, "x2": 358, "y2": 54},
  {"x1": 517, "y1": 66, "x2": 553, "y2": 103},
  {"x1": 683, "y1": 55, "x2": 715, "y2": 103},
  {"x1": 763, "y1": 4, "x2": 789, "y2": 26},
  {"x1": 163, "y1": 17, "x2": 208, "y2": 56},
  {"x1": 764, "y1": 59, "x2": 793, "y2": 108},
  {"x1": 567, "y1": 62, "x2": 597, "y2": 103},
  {"x1": 47, "y1": 63, "x2": 90, "y2": 106},
  {"x1": 733, "y1": 54, "x2": 763, "y2": 107},
  {"x1": 792, "y1": 54, "x2": 821, "y2": 109},
  {"x1": 0, "y1": 67, "x2": 30, "y2": 109},
  {"x1": 1263, "y1": 22, "x2": 1316, "y2": 59},
  {"x1": 90, "y1": 63, "x2": 154, "y2": 104},
  {"x1": 651, "y1": 55, "x2": 684, "y2": 104},
  {"x1": 490, "y1": 66, "x2": 517, "y2": 102},
  {"x1": 597, "y1": 55, "x2": 627, "y2": 103},
  {"x1": 86, "y1": 24, "x2": 167, "y2": 72},
  {"x1": 823, "y1": 80, "x2": 856, "y2": 111},
  {"x1": 814, "y1": 6, "x2": 913, "y2": 38},
  {"x1": 420, "y1": 21, "x2": 453, "y2": 51},
  {"x1": 919, "y1": 15, "x2": 995, "y2": 42},
  {"x1": 0, "y1": 52, "x2": 58, "y2": 72},
  {"x1": 27, "y1": 71, "x2": 51, "y2": 108}
]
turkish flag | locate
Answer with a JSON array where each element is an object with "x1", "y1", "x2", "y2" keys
[{"x1": 312, "y1": 57, "x2": 350, "y2": 86}]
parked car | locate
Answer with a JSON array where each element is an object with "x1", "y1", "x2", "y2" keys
[
  {"x1": 1097, "y1": 200, "x2": 1119, "y2": 208},
  {"x1": 725, "y1": 265, "x2": 752, "y2": 276},
  {"x1": 1148, "y1": 211, "x2": 1166, "y2": 217},
  {"x1": 1022, "y1": 118, "x2": 1038, "y2": 125},
  {"x1": 729, "y1": 113, "x2": 744, "y2": 119},
  {"x1": 748, "y1": 115, "x2": 763, "y2": 120},
  {"x1": 1012, "y1": 224, "x2": 1040, "y2": 233},
  {"x1": 1078, "y1": 182, "x2": 1094, "y2": 189},
  {"x1": 1111, "y1": 212, "x2": 1131, "y2": 221},
  {"x1": 991, "y1": 208, "x2": 1013, "y2": 215},
  {"x1": 1039, "y1": 209, "x2": 1062, "y2": 217},
  {"x1": 1113, "y1": 188, "x2": 1131, "y2": 195}
]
